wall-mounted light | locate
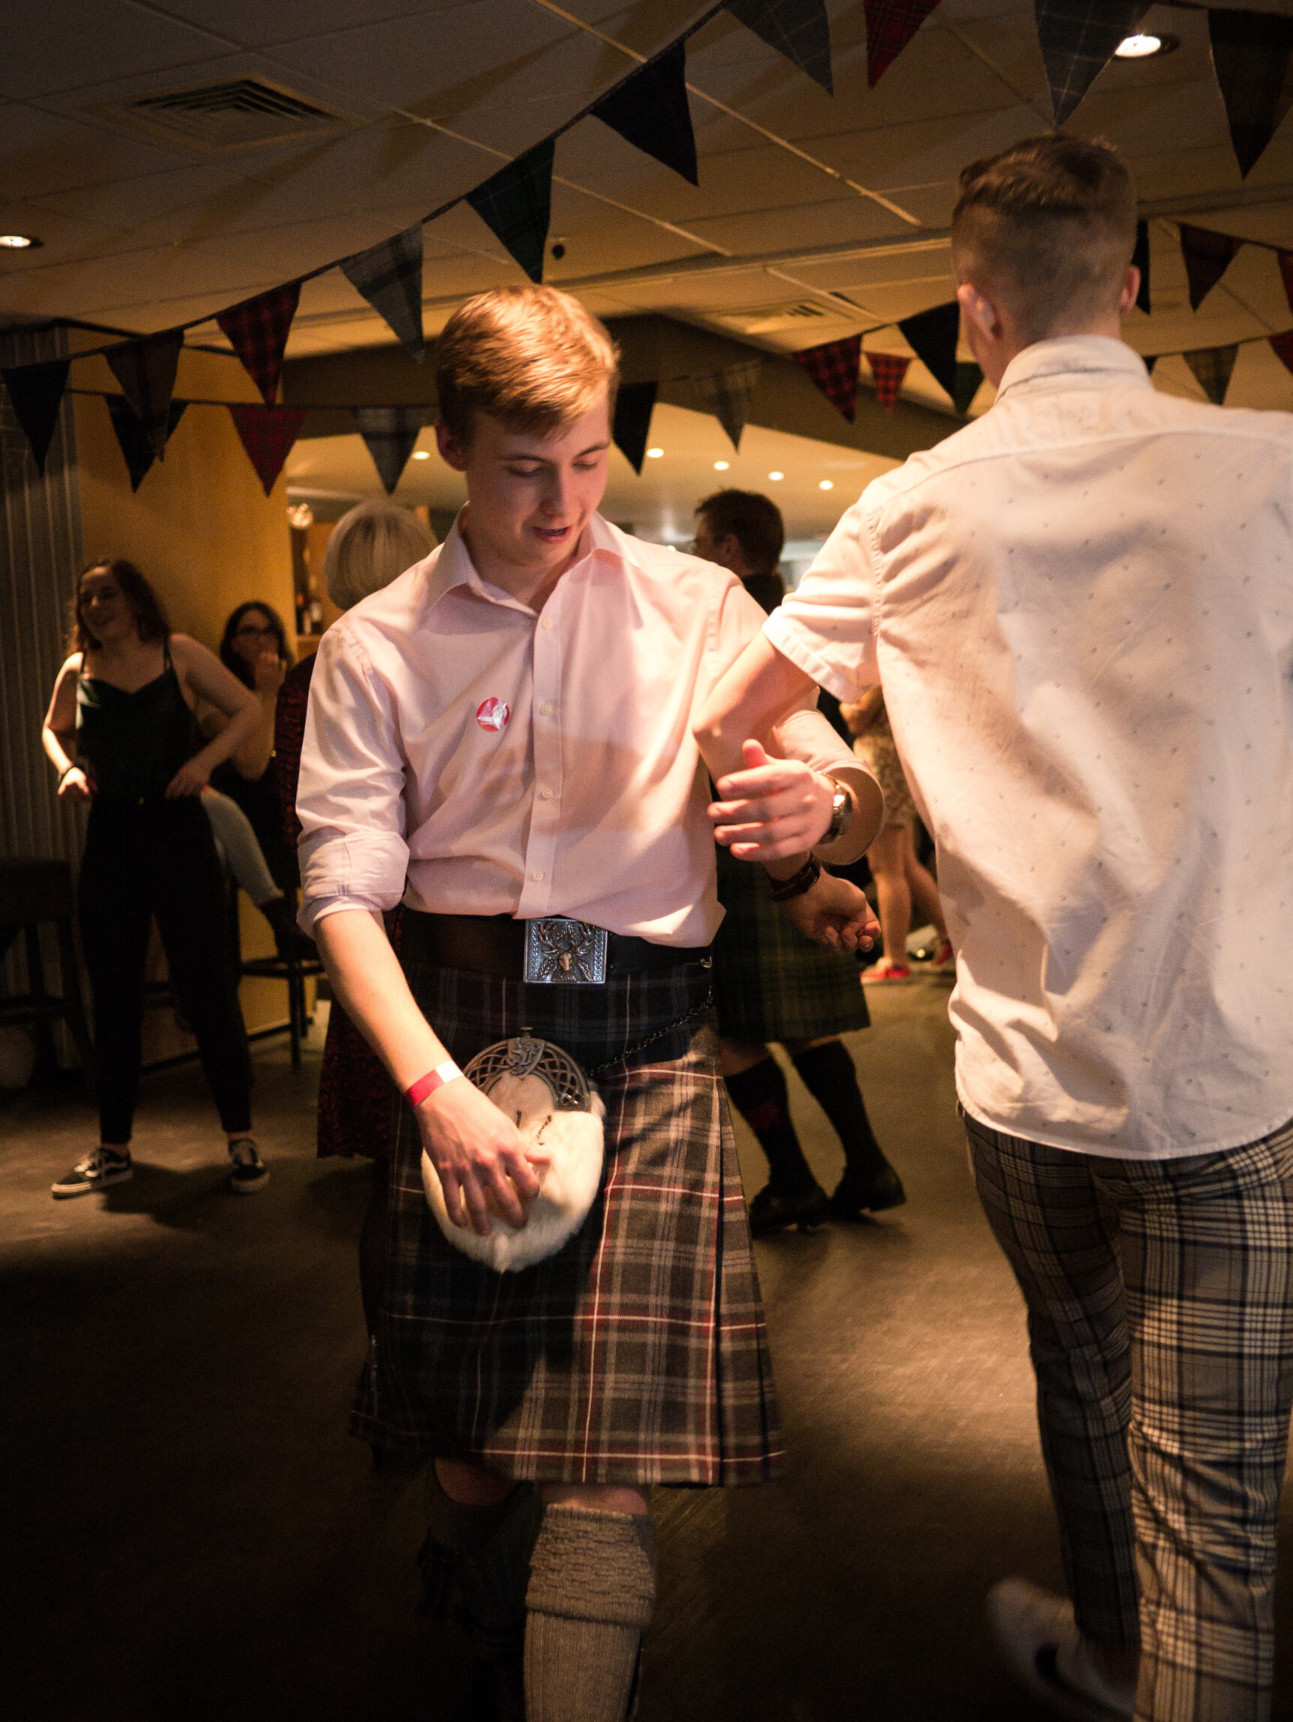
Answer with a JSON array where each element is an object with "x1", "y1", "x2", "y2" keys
[
  {"x1": 287, "y1": 502, "x2": 314, "y2": 529},
  {"x1": 1114, "y1": 32, "x2": 1177, "y2": 58},
  {"x1": 0, "y1": 233, "x2": 41, "y2": 249}
]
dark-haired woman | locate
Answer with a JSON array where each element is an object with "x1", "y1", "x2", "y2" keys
[{"x1": 42, "y1": 559, "x2": 270, "y2": 1198}]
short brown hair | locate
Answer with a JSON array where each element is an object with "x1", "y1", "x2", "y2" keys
[
  {"x1": 952, "y1": 134, "x2": 1136, "y2": 342},
  {"x1": 435, "y1": 285, "x2": 619, "y2": 447},
  {"x1": 696, "y1": 489, "x2": 785, "y2": 573},
  {"x1": 71, "y1": 558, "x2": 169, "y2": 653}
]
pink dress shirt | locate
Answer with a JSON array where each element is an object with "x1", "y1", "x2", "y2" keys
[{"x1": 297, "y1": 512, "x2": 865, "y2": 947}]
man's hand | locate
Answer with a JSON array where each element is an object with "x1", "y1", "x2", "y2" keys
[
  {"x1": 417, "y1": 1077, "x2": 550, "y2": 1237},
  {"x1": 709, "y1": 739, "x2": 835, "y2": 861},
  {"x1": 782, "y1": 872, "x2": 879, "y2": 954}
]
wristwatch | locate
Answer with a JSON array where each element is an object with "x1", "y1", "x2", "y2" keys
[{"x1": 823, "y1": 779, "x2": 854, "y2": 845}]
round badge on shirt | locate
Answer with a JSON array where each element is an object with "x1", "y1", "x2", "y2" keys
[{"x1": 476, "y1": 697, "x2": 511, "y2": 732}]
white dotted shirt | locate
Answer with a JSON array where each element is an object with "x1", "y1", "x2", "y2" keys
[{"x1": 767, "y1": 336, "x2": 1293, "y2": 1159}]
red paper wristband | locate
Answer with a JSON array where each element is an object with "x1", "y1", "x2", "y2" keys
[{"x1": 405, "y1": 1060, "x2": 463, "y2": 1107}]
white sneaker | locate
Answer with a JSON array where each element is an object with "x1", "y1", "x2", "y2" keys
[{"x1": 986, "y1": 1577, "x2": 1134, "y2": 1721}]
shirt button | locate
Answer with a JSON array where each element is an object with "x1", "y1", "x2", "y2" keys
[
  {"x1": 541, "y1": 617, "x2": 552, "y2": 630},
  {"x1": 530, "y1": 869, "x2": 545, "y2": 882},
  {"x1": 539, "y1": 788, "x2": 554, "y2": 800},
  {"x1": 539, "y1": 701, "x2": 554, "y2": 715}
]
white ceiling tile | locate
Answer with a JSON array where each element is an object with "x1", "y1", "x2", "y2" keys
[{"x1": 1, "y1": 1, "x2": 232, "y2": 101}]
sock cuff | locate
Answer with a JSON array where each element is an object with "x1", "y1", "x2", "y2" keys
[
  {"x1": 526, "y1": 1506, "x2": 656, "y2": 1629},
  {"x1": 788, "y1": 1038, "x2": 852, "y2": 1079}
]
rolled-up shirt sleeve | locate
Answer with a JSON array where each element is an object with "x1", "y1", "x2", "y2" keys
[
  {"x1": 763, "y1": 499, "x2": 881, "y2": 702},
  {"x1": 296, "y1": 625, "x2": 410, "y2": 935}
]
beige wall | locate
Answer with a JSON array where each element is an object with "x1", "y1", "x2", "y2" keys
[{"x1": 73, "y1": 340, "x2": 303, "y2": 1055}]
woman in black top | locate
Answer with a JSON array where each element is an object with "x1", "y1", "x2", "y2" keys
[{"x1": 41, "y1": 559, "x2": 270, "y2": 1199}]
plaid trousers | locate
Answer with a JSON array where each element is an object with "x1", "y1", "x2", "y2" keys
[{"x1": 967, "y1": 1111, "x2": 1293, "y2": 1722}]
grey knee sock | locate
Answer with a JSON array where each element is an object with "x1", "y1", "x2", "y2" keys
[{"x1": 525, "y1": 1505, "x2": 657, "y2": 1722}]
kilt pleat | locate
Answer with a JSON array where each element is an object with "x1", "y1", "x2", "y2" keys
[{"x1": 350, "y1": 918, "x2": 785, "y2": 1487}]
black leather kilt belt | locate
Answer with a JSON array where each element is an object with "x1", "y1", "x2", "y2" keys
[{"x1": 406, "y1": 910, "x2": 711, "y2": 986}]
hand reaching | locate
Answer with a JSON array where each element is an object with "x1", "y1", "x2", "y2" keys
[
  {"x1": 709, "y1": 738, "x2": 834, "y2": 861},
  {"x1": 782, "y1": 871, "x2": 879, "y2": 954}
]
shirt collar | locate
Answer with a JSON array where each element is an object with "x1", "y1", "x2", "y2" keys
[
  {"x1": 995, "y1": 336, "x2": 1151, "y2": 402},
  {"x1": 421, "y1": 509, "x2": 623, "y2": 612}
]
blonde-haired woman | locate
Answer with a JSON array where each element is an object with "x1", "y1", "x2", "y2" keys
[{"x1": 275, "y1": 500, "x2": 435, "y2": 1324}]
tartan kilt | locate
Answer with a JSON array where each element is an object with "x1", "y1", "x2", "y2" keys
[
  {"x1": 712, "y1": 845, "x2": 870, "y2": 1043},
  {"x1": 350, "y1": 919, "x2": 785, "y2": 1488}
]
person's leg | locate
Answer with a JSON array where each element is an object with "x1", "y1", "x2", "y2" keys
[
  {"x1": 863, "y1": 823, "x2": 912, "y2": 977},
  {"x1": 719, "y1": 1036, "x2": 828, "y2": 1233},
  {"x1": 201, "y1": 788, "x2": 314, "y2": 957},
  {"x1": 1116, "y1": 1120, "x2": 1293, "y2": 1722},
  {"x1": 785, "y1": 1036, "x2": 905, "y2": 1215}
]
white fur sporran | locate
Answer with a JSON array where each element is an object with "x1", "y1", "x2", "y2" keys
[{"x1": 420, "y1": 1036, "x2": 605, "y2": 1273}]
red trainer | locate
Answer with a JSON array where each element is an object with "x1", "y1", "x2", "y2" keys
[{"x1": 861, "y1": 959, "x2": 911, "y2": 984}]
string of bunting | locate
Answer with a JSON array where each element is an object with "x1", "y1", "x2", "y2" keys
[{"x1": 6, "y1": 0, "x2": 1293, "y2": 482}]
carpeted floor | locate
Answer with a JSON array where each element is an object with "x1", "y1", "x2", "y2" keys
[{"x1": 3, "y1": 980, "x2": 1291, "y2": 1721}]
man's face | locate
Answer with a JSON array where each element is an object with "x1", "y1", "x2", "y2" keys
[
  {"x1": 692, "y1": 513, "x2": 740, "y2": 574},
  {"x1": 437, "y1": 396, "x2": 611, "y2": 587}
]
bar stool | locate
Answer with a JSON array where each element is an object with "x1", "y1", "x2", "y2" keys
[{"x1": 0, "y1": 857, "x2": 96, "y2": 1089}]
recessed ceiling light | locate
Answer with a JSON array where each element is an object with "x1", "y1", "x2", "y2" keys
[
  {"x1": 412, "y1": 449, "x2": 430, "y2": 460},
  {"x1": 1114, "y1": 32, "x2": 1176, "y2": 58},
  {"x1": 646, "y1": 446, "x2": 664, "y2": 459},
  {"x1": 713, "y1": 460, "x2": 730, "y2": 471},
  {"x1": 0, "y1": 233, "x2": 41, "y2": 249},
  {"x1": 819, "y1": 479, "x2": 834, "y2": 490},
  {"x1": 768, "y1": 470, "x2": 784, "y2": 481}
]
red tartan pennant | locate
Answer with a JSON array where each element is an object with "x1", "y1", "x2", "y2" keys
[
  {"x1": 865, "y1": 350, "x2": 911, "y2": 411},
  {"x1": 863, "y1": 0, "x2": 940, "y2": 87},
  {"x1": 217, "y1": 282, "x2": 301, "y2": 405},
  {"x1": 1270, "y1": 331, "x2": 1293, "y2": 377},
  {"x1": 228, "y1": 403, "x2": 307, "y2": 496},
  {"x1": 793, "y1": 335, "x2": 861, "y2": 422},
  {"x1": 105, "y1": 330, "x2": 183, "y2": 458}
]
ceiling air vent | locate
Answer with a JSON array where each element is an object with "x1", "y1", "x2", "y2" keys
[{"x1": 95, "y1": 78, "x2": 351, "y2": 152}]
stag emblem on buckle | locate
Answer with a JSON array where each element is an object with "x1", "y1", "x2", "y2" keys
[{"x1": 523, "y1": 917, "x2": 609, "y2": 984}]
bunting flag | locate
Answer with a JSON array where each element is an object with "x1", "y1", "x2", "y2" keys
[
  {"x1": 793, "y1": 334, "x2": 861, "y2": 422},
  {"x1": 1033, "y1": 0, "x2": 1149, "y2": 126},
  {"x1": 340, "y1": 224, "x2": 425, "y2": 361},
  {"x1": 353, "y1": 406, "x2": 432, "y2": 493},
  {"x1": 898, "y1": 299, "x2": 960, "y2": 402},
  {"x1": 1270, "y1": 331, "x2": 1293, "y2": 377},
  {"x1": 611, "y1": 381, "x2": 659, "y2": 474},
  {"x1": 228, "y1": 404, "x2": 308, "y2": 496},
  {"x1": 1144, "y1": 353, "x2": 1159, "y2": 375},
  {"x1": 1182, "y1": 344, "x2": 1238, "y2": 406},
  {"x1": 1133, "y1": 219, "x2": 1151, "y2": 315},
  {"x1": 1208, "y1": 8, "x2": 1293, "y2": 179},
  {"x1": 864, "y1": 350, "x2": 911, "y2": 410},
  {"x1": 953, "y1": 360, "x2": 984, "y2": 416},
  {"x1": 216, "y1": 281, "x2": 301, "y2": 405},
  {"x1": 863, "y1": 0, "x2": 940, "y2": 88},
  {"x1": 724, "y1": 0, "x2": 833, "y2": 93},
  {"x1": 467, "y1": 139, "x2": 555, "y2": 284},
  {"x1": 593, "y1": 42, "x2": 697, "y2": 185},
  {"x1": 1179, "y1": 224, "x2": 1239, "y2": 312},
  {"x1": 106, "y1": 330, "x2": 183, "y2": 458},
  {"x1": 1, "y1": 357, "x2": 70, "y2": 475},
  {"x1": 693, "y1": 358, "x2": 762, "y2": 451},
  {"x1": 106, "y1": 395, "x2": 187, "y2": 491}
]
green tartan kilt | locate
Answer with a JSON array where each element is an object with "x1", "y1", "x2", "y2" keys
[{"x1": 712, "y1": 845, "x2": 870, "y2": 1043}]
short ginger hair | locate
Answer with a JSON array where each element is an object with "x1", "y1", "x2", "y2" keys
[
  {"x1": 435, "y1": 285, "x2": 619, "y2": 448},
  {"x1": 952, "y1": 134, "x2": 1137, "y2": 343}
]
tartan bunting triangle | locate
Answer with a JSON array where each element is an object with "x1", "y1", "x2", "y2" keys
[
  {"x1": 105, "y1": 395, "x2": 187, "y2": 491},
  {"x1": 863, "y1": 0, "x2": 940, "y2": 88},
  {"x1": 1, "y1": 357, "x2": 70, "y2": 475},
  {"x1": 611, "y1": 381, "x2": 659, "y2": 474},
  {"x1": 228, "y1": 404, "x2": 307, "y2": 497},
  {"x1": 106, "y1": 331, "x2": 183, "y2": 458},
  {"x1": 865, "y1": 350, "x2": 910, "y2": 410},
  {"x1": 897, "y1": 299, "x2": 960, "y2": 402},
  {"x1": 793, "y1": 334, "x2": 861, "y2": 422},
  {"x1": 1279, "y1": 252, "x2": 1293, "y2": 319},
  {"x1": 1178, "y1": 225, "x2": 1239, "y2": 312},
  {"x1": 353, "y1": 406, "x2": 432, "y2": 493},
  {"x1": 216, "y1": 281, "x2": 301, "y2": 405},
  {"x1": 953, "y1": 360, "x2": 984, "y2": 416},
  {"x1": 466, "y1": 140, "x2": 555, "y2": 284},
  {"x1": 1208, "y1": 7, "x2": 1293, "y2": 179},
  {"x1": 1182, "y1": 344, "x2": 1238, "y2": 406},
  {"x1": 692, "y1": 358, "x2": 762, "y2": 451},
  {"x1": 340, "y1": 225, "x2": 425, "y2": 361},
  {"x1": 1033, "y1": 0, "x2": 1149, "y2": 126},
  {"x1": 1270, "y1": 331, "x2": 1293, "y2": 377},
  {"x1": 1144, "y1": 353, "x2": 1159, "y2": 375},
  {"x1": 1133, "y1": 220, "x2": 1151, "y2": 315},
  {"x1": 593, "y1": 41, "x2": 697, "y2": 185},
  {"x1": 724, "y1": 0, "x2": 833, "y2": 93}
]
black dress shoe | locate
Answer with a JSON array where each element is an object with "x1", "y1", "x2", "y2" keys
[
  {"x1": 829, "y1": 1162, "x2": 907, "y2": 1220},
  {"x1": 748, "y1": 1180, "x2": 831, "y2": 1236}
]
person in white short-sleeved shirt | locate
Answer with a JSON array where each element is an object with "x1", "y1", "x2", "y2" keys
[{"x1": 697, "y1": 134, "x2": 1293, "y2": 1722}]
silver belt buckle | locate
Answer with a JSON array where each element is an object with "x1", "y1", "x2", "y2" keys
[{"x1": 523, "y1": 917, "x2": 609, "y2": 985}]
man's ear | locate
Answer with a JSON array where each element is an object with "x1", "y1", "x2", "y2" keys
[
  {"x1": 436, "y1": 420, "x2": 468, "y2": 473},
  {"x1": 956, "y1": 281, "x2": 1001, "y2": 345},
  {"x1": 1119, "y1": 265, "x2": 1140, "y2": 315}
]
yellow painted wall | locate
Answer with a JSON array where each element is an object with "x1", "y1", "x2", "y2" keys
[{"x1": 72, "y1": 340, "x2": 304, "y2": 1055}]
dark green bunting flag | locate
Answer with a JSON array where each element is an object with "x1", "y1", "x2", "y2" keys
[
  {"x1": 593, "y1": 42, "x2": 697, "y2": 185},
  {"x1": 466, "y1": 140, "x2": 555, "y2": 284},
  {"x1": 1, "y1": 357, "x2": 70, "y2": 475}
]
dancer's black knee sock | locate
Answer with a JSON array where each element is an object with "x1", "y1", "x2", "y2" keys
[
  {"x1": 790, "y1": 1040, "x2": 887, "y2": 1174},
  {"x1": 725, "y1": 1056, "x2": 814, "y2": 1190}
]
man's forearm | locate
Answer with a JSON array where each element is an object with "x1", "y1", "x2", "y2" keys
[{"x1": 315, "y1": 907, "x2": 450, "y2": 1091}]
